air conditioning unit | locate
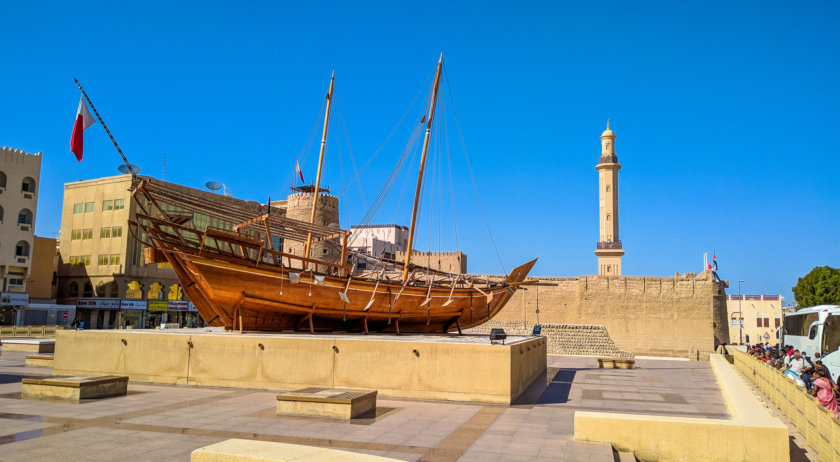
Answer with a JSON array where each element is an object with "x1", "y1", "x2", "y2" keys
[
  {"x1": 17, "y1": 257, "x2": 27, "y2": 263},
  {"x1": 23, "y1": 193, "x2": 33, "y2": 199},
  {"x1": 19, "y1": 225, "x2": 29, "y2": 231}
]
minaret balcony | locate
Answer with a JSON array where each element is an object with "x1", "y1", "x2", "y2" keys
[
  {"x1": 597, "y1": 241, "x2": 623, "y2": 250},
  {"x1": 598, "y1": 155, "x2": 618, "y2": 164}
]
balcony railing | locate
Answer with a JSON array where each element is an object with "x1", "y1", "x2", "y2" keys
[
  {"x1": 596, "y1": 241, "x2": 623, "y2": 249},
  {"x1": 598, "y1": 155, "x2": 618, "y2": 164}
]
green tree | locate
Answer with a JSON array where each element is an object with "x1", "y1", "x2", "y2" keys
[{"x1": 792, "y1": 266, "x2": 840, "y2": 309}]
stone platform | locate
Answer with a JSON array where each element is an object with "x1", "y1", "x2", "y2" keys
[
  {"x1": 276, "y1": 388, "x2": 377, "y2": 419},
  {"x1": 21, "y1": 375, "x2": 128, "y2": 400},
  {"x1": 25, "y1": 354, "x2": 54, "y2": 367},
  {"x1": 53, "y1": 329, "x2": 547, "y2": 404},
  {"x1": 2, "y1": 338, "x2": 55, "y2": 353}
]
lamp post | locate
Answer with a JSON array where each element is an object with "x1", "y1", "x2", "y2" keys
[{"x1": 738, "y1": 280, "x2": 746, "y2": 345}]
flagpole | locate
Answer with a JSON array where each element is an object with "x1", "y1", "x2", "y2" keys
[{"x1": 73, "y1": 78, "x2": 135, "y2": 178}]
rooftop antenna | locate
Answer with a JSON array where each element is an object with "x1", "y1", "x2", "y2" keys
[
  {"x1": 222, "y1": 183, "x2": 232, "y2": 197},
  {"x1": 205, "y1": 181, "x2": 222, "y2": 193},
  {"x1": 162, "y1": 152, "x2": 167, "y2": 181}
]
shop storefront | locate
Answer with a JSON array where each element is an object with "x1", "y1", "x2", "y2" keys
[
  {"x1": 76, "y1": 298, "x2": 121, "y2": 329},
  {"x1": 119, "y1": 300, "x2": 147, "y2": 328},
  {"x1": 0, "y1": 293, "x2": 29, "y2": 325},
  {"x1": 146, "y1": 301, "x2": 168, "y2": 328}
]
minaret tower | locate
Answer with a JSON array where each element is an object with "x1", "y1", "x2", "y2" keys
[{"x1": 595, "y1": 121, "x2": 624, "y2": 275}]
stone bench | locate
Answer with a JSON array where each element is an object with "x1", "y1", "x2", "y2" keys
[
  {"x1": 191, "y1": 439, "x2": 400, "y2": 461},
  {"x1": 2, "y1": 338, "x2": 55, "y2": 353},
  {"x1": 596, "y1": 358, "x2": 635, "y2": 369},
  {"x1": 276, "y1": 388, "x2": 376, "y2": 419},
  {"x1": 25, "y1": 354, "x2": 54, "y2": 367},
  {"x1": 22, "y1": 375, "x2": 128, "y2": 401}
]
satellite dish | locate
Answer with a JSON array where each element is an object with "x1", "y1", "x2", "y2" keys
[
  {"x1": 117, "y1": 164, "x2": 141, "y2": 174},
  {"x1": 205, "y1": 181, "x2": 222, "y2": 191}
]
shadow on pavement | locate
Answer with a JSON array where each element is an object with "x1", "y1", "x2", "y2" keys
[{"x1": 512, "y1": 367, "x2": 576, "y2": 407}]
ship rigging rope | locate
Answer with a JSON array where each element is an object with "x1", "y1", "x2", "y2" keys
[
  {"x1": 333, "y1": 96, "x2": 351, "y2": 228},
  {"x1": 443, "y1": 98, "x2": 460, "y2": 251},
  {"x1": 389, "y1": 125, "x2": 422, "y2": 225},
  {"x1": 334, "y1": 96, "x2": 367, "y2": 210},
  {"x1": 336, "y1": 67, "x2": 435, "y2": 198},
  {"x1": 276, "y1": 98, "x2": 327, "y2": 198},
  {"x1": 442, "y1": 62, "x2": 506, "y2": 274}
]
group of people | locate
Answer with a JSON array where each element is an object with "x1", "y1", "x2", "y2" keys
[{"x1": 748, "y1": 343, "x2": 839, "y2": 419}]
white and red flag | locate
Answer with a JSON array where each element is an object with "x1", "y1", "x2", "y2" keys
[
  {"x1": 295, "y1": 160, "x2": 305, "y2": 183},
  {"x1": 70, "y1": 96, "x2": 96, "y2": 162}
]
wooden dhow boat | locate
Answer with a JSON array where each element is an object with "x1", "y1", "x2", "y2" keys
[{"x1": 130, "y1": 56, "x2": 537, "y2": 333}]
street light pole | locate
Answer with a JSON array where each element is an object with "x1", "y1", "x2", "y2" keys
[{"x1": 739, "y1": 280, "x2": 746, "y2": 345}]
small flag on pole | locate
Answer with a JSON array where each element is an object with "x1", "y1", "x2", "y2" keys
[
  {"x1": 70, "y1": 96, "x2": 96, "y2": 161},
  {"x1": 713, "y1": 252, "x2": 717, "y2": 271},
  {"x1": 295, "y1": 160, "x2": 305, "y2": 183}
]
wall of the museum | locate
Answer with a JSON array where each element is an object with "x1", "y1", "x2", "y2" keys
[{"x1": 492, "y1": 270, "x2": 729, "y2": 357}]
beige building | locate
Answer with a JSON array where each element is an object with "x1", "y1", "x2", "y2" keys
[
  {"x1": 28, "y1": 236, "x2": 57, "y2": 300},
  {"x1": 0, "y1": 146, "x2": 41, "y2": 295},
  {"x1": 726, "y1": 294, "x2": 784, "y2": 345},
  {"x1": 57, "y1": 175, "x2": 192, "y2": 329},
  {"x1": 595, "y1": 122, "x2": 624, "y2": 275}
]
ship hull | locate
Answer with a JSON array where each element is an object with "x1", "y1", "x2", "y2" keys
[{"x1": 155, "y1": 240, "x2": 536, "y2": 333}]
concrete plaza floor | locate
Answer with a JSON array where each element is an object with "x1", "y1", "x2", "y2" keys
[{"x1": 0, "y1": 349, "x2": 736, "y2": 461}]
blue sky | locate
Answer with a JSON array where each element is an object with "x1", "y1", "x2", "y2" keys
[{"x1": 2, "y1": 1, "x2": 837, "y2": 301}]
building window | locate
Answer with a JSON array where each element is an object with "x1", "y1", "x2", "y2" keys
[
  {"x1": 756, "y1": 318, "x2": 762, "y2": 328},
  {"x1": 112, "y1": 226, "x2": 123, "y2": 238},
  {"x1": 84, "y1": 202, "x2": 94, "y2": 213},
  {"x1": 83, "y1": 282, "x2": 93, "y2": 297},
  {"x1": 103, "y1": 200, "x2": 113, "y2": 211},
  {"x1": 9, "y1": 278, "x2": 24, "y2": 287},
  {"x1": 100, "y1": 228, "x2": 111, "y2": 238},
  {"x1": 73, "y1": 203, "x2": 84, "y2": 214},
  {"x1": 15, "y1": 241, "x2": 30, "y2": 257},
  {"x1": 110, "y1": 255, "x2": 120, "y2": 265},
  {"x1": 71, "y1": 229, "x2": 83, "y2": 240},
  {"x1": 82, "y1": 229, "x2": 93, "y2": 240},
  {"x1": 763, "y1": 318, "x2": 770, "y2": 328},
  {"x1": 69, "y1": 281, "x2": 79, "y2": 297},
  {"x1": 0, "y1": 171, "x2": 6, "y2": 189},
  {"x1": 70, "y1": 255, "x2": 91, "y2": 266},
  {"x1": 775, "y1": 318, "x2": 781, "y2": 328},
  {"x1": 0, "y1": 205, "x2": 4, "y2": 222},
  {"x1": 21, "y1": 177, "x2": 36, "y2": 193},
  {"x1": 113, "y1": 199, "x2": 125, "y2": 210},
  {"x1": 18, "y1": 209, "x2": 33, "y2": 225},
  {"x1": 98, "y1": 255, "x2": 110, "y2": 266}
]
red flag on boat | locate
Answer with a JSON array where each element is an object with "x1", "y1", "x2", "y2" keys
[
  {"x1": 70, "y1": 96, "x2": 96, "y2": 161},
  {"x1": 295, "y1": 160, "x2": 305, "y2": 183}
]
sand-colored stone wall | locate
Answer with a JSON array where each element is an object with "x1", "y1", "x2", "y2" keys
[
  {"x1": 394, "y1": 250, "x2": 467, "y2": 274},
  {"x1": 490, "y1": 270, "x2": 729, "y2": 357}
]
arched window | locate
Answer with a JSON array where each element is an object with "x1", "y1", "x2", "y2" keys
[
  {"x1": 15, "y1": 240, "x2": 30, "y2": 257},
  {"x1": 109, "y1": 281, "x2": 119, "y2": 298},
  {"x1": 97, "y1": 281, "x2": 107, "y2": 297},
  {"x1": 69, "y1": 281, "x2": 79, "y2": 297},
  {"x1": 21, "y1": 177, "x2": 36, "y2": 193},
  {"x1": 0, "y1": 205, "x2": 4, "y2": 222},
  {"x1": 0, "y1": 171, "x2": 6, "y2": 189},
  {"x1": 18, "y1": 208, "x2": 33, "y2": 225},
  {"x1": 83, "y1": 281, "x2": 93, "y2": 297}
]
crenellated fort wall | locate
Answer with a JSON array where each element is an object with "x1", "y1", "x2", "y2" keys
[{"x1": 487, "y1": 270, "x2": 729, "y2": 357}]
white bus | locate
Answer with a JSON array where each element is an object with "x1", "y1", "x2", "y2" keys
[{"x1": 782, "y1": 305, "x2": 840, "y2": 383}]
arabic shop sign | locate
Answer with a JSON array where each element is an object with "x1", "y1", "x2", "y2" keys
[
  {"x1": 76, "y1": 298, "x2": 121, "y2": 309},
  {"x1": 148, "y1": 301, "x2": 169, "y2": 312},
  {"x1": 0, "y1": 293, "x2": 29, "y2": 306},
  {"x1": 120, "y1": 300, "x2": 148, "y2": 310}
]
